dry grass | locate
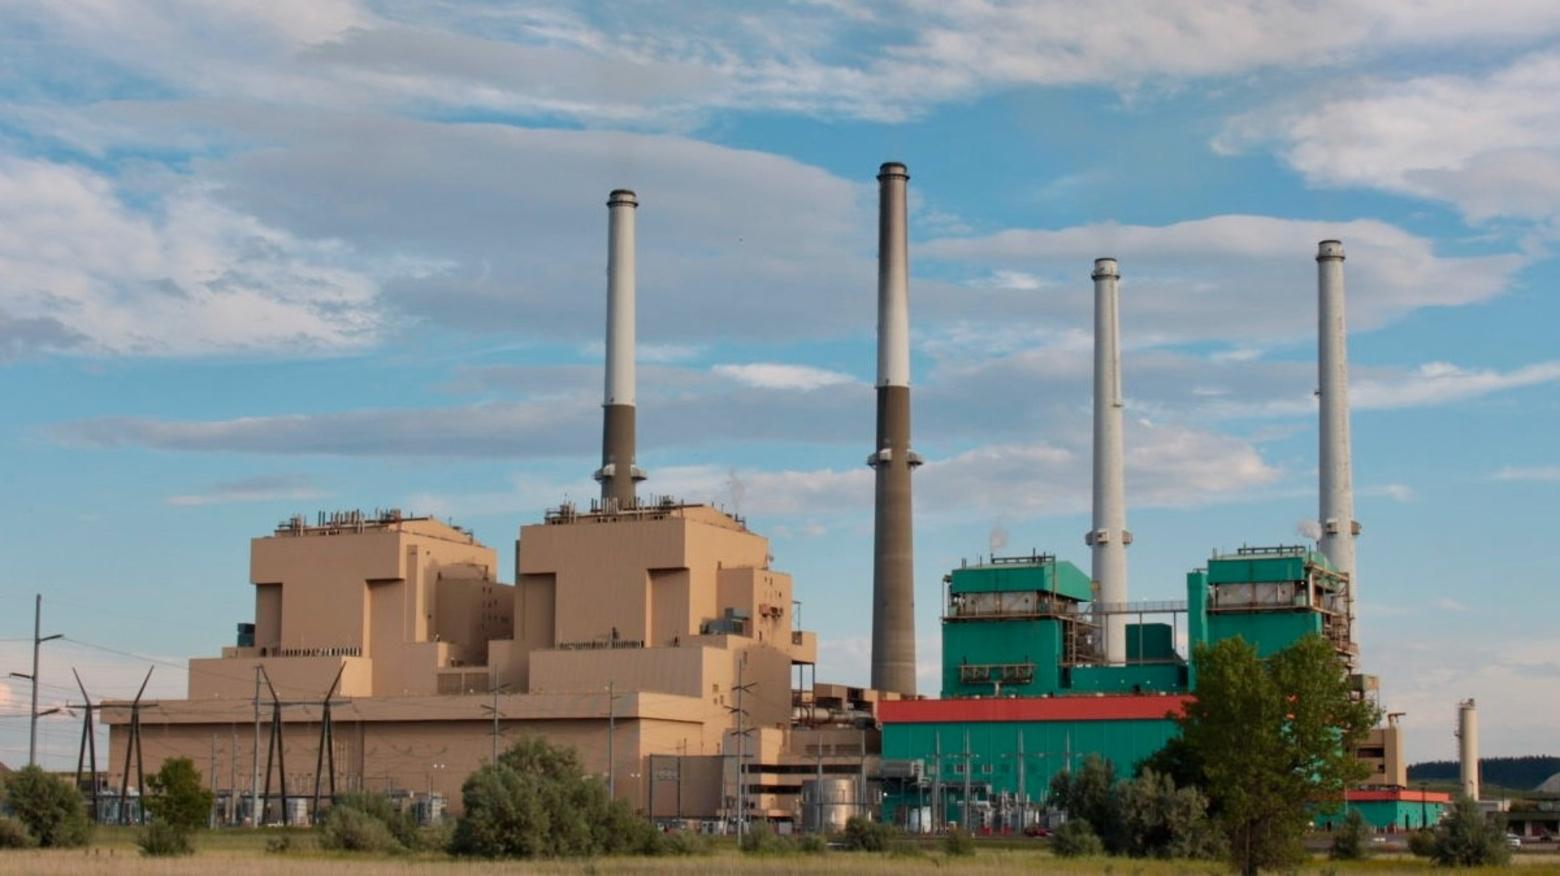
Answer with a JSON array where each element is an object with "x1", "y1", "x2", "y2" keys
[{"x1": 4, "y1": 834, "x2": 1558, "y2": 875}]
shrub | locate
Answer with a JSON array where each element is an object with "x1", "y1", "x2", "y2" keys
[
  {"x1": 794, "y1": 832, "x2": 827, "y2": 854},
  {"x1": 739, "y1": 827, "x2": 794, "y2": 854},
  {"x1": 1052, "y1": 819, "x2": 1106, "y2": 857},
  {"x1": 1407, "y1": 827, "x2": 1437, "y2": 858},
  {"x1": 0, "y1": 816, "x2": 37, "y2": 849},
  {"x1": 136, "y1": 821, "x2": 194, "y2": 857},
  {"x1": 450, "y1": 736, "x2": 658, "y2": 859},
  {"x1": 1428, "y1": 794, "x2": 1511, "y2": 867},
  {"x1": 664, "y1": 830, "x2": 714, "y2": 856},
  {"x1": 943, "y1": 827, "x2": 975, "y2": 857},
  {"x1": 329, "y1": 792, "x2": 419, "y2": 848},
  {"x1": 1, "y1": 765, "x2": 91, "y2": 848},
  {"x1": 264, "y1": 834, "x2": 294, "y2": 854},
  {"x1": 318, "y1": 805, "x2": 403, "y2": 853},
  {"x1": 1330, "y1": 809, "x2": 1371, "y2": 860},
  {"x1": 145, "y1": 757, "x2": 213, "y2": 833},
  {"x1": 839, "y1": 815, "x2": 896, "y2": 852}
]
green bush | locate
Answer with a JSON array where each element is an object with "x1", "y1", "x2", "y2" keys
[
  {"x1": 1330, "y1": 809, "x2": 1371, "y2": 860},
  {"x1": 136, "y1": 821, "x2": 194, "y2": 857},
  {"x1": 943, "y1": 827, "x2": 976, "y2": 856},
  {"x1": 1052, "y1": 819, "x2": 1106, "y2": 857},
  {"x1": 0, "y1": 815, "x2": 37, "y2": 849},
  {"x1": 739, "y1": 827, "x2": 794, "y2": 854},
  {"x1": 318, "y1": 806, "x2": 403, "y2": 853},
  {"x1": 1428, "y1": 794, "x2": 1511, "y2": 867},
  {"x1": 839, "y1": 815, "x2": 896, "y2": 851},
  {"x1": 794, "y1": 832, "x2": 827, "y2": 854},
  {"x1": 449, "y1": 736, "x2": 657, "y2": 858},
  {"x1": 663, "y1": 830, "x2": 713, "y2": 856},
  {"x1": 1, "y1": 765, "x2": 91, "y2": 848},
  {"x1": 1407, "y1": 827, "x2": 1437, "y2": 858},
  {"x1": 264, "y1": 834, "x2": 294, "y2": 854},
  {"x1": 328, "y1": 792, "x2": 419, "y2": 848}
]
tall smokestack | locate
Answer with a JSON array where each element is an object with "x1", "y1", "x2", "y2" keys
[
  {"x1": 595, "y1": 189, "x2": 644, "y2": 509},
  {"x1": 1316, "y1": 240, "x2": 1358, "y2": 631},
  {"x1": 1087, "y1": 258, "x2": 1130, "y2": 664},
  {"x1": 1458, "y1": 699, "x2": 1480, "y2": 801},
  {"x1": 869, "y1": 161, "x2": 919, "y2": 695}
]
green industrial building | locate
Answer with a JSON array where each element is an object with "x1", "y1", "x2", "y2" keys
[{"x1": 880, "y1": 545, "x2": 1360, "y2": 831}]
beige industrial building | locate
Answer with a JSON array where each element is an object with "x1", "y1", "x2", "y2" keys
[{"x1": 104, "y1": 503, "x2": 885, "y2": 826}]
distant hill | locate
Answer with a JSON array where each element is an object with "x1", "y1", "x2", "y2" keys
[{"x1": 1408, "y1": 756, "x2": 1560, "y2": 791}]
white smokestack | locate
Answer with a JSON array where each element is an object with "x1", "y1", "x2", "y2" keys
[
  {"x1": 605, "y1": 190, "x2": 637, "y2": 408},
  {"x1": 1458, "y1": 698, "x2": 1479, "y2": 801},
  {"x1": 595, "y1": 189, "x2": 644, "y2": 508},
  {"x1": 1316, "y1": 240, "x2": 1358, "y2": 637},
  {"x1": 1088, "y1": 257, "x2": 1130, "y2": 664}
]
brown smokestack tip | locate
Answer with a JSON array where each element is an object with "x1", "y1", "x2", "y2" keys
[
  {"x1": 608, "y1": 189, "x2": 638, "y2": 207},
  {"x1": 877, "y1": 162, "x2": 909, "y2": 180}
]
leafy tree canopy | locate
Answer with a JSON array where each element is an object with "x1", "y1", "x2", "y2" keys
[
  {"x1": 145, "y1": 757, "x2": 213, "y2": 832},
  {"x1": 1178, "y1": 634, "x2": 1379, "y2": 875}
]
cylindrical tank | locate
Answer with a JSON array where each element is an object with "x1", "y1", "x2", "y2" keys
[
  {"x1": 800, "y1": 777, "x2": 861, "y2": 833},
  {"x1": 1458, "y1": 698, "x2": 1479, "y2": 801}
]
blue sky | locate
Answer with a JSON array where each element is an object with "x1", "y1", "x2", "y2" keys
[{"x1": 2, "y1": 1, "x2": 1558, "y2": 769}]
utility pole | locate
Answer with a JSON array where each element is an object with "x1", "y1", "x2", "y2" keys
[
  {"x1": 250, "y1": 665, "x2": 261, "y2": 827},
  {"x1": 931, "y1": 731, "x2": 942, "y2": 832},
  {"x1": 727, "y1": 656, "x2": 754, "y2": 840},
  {"x1": 606, "y1": 680, "x2": 618, "y2": 799},
  {"x1": 1016, "y1": 730, "x2": 1025, "y2": 831},
  {"x1": 229, "y1": 727, "x2": 237, "y2": 825},
  {"x1": 10, "y1": 594, "x2": 62, "y2": 767},
  {"x1": 210, "y1": 734, "x2": 218, "y2": 828},
  {"x1": 962, "y1": 730, "x2": 973, "y2": 833}
]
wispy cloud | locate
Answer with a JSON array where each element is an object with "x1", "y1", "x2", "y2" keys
[
  {"x1": 712, "y1": 363, "x2": 857, "y2": 391},
  {"x1": 166, "y1": 474, "x2": 329, "y2": 507}
]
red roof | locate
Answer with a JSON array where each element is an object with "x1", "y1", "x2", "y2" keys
[
  {"x1": 879, "y1": 695, "x2": 1192, "y2": 724},
  {"x1": 1346, "y1": 789, "x2": 1452, "y2": 804}
]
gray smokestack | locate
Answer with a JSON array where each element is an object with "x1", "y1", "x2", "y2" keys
[
  {"x1": 868, "y1": 161, "x2": 919, "y2": 695},
  {"x1": 595, "y1": 189, "x2": 644, "y2": 509},
  {"x1": 1087, "y1": 257, "x2": 1130, "y2": 664},
  {"x1": 1458, "y1": 698, "x2": 1480, "y2": 801},
  {"x1": 1316, "y1": 240, "x2": 1357, "y2": 633}
]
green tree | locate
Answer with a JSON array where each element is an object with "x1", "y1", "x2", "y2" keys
[
  {"x1": 449, "y1": 736, "x2": 657, "y2": 858},
  {"x1": 1049, "y1": 755, "x2": 1119, "y2": 849},
  {"x1": 1178, "y1": 634, "x2": 1378, "y2": 875},
  {"x1": 1329, "y1": 809, "x2": 1371, "y2": 860},
  {"x1": 1428, "y1": 794, "x2": 1510, "y2": 867},
  {"x1": 1, "y1": 765, "x2": 91, "y2": 848},
  {"x1": 1116, "y1": 768, "x2": 1222, "y2": 860},
  {"x1": 145, "y1": 757, "x2": 213, "y2": 832}
]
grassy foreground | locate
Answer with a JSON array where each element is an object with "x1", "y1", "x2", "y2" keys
[{"x1": 3, "y1": 829, "x2": 1557, "y2": 875}]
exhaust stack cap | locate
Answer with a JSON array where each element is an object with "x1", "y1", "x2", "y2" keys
[
  {"x1": 608, "y1": 189, "x2": 638, "y2": 207},
  {"x1": 878, "y1": 161, "x2": 909, "y2": 180},
  {"x1": 1092, "y1": 257, "x2": 1119, "y2": 279},
  {"x1": 1317, "y1": 239, "x2": 1345, "y2": 261}
]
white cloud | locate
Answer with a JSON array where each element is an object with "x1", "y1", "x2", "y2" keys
[
  {"x1": 166, "y1": 474, "x2": 329, "y2": 507},
  {"x1": 922, "y1": 214, "x2": 1525, "y2": 343},
  {"x1": 1217, "y1": 51, "x2": 1560, "y2": 223},
  {"x1": 1352, "y1": 361, "x2": 1560, "y2": 410},
  {"x1": 0, "y1": 156, "x2": 389, "y2": 356},
  {"x1": 712, "y1": 363, "x2": 857, "y2": 391},
  {"x1": 1492, "y1": 465, "x2": 1560, "y2": 483}
]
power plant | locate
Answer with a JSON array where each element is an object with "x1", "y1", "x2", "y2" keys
[{"x1": 98, "y1": 162, "x2": 1435, "y2": 834}]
